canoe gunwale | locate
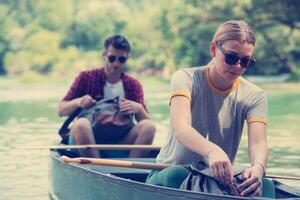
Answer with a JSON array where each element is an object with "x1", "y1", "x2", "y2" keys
[
  {"x1": 50, "y1": 151, "x2": 300, "y2": 200},
  {"x1": 50, "y1": 152, "x2": 248, "y2": 200}
]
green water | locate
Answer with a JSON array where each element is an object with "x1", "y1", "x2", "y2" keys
[{"x1": 0, "y1": 82, "x2": 299, "y2": 199}]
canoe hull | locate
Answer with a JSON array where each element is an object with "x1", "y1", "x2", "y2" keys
[{"x1": 49, "y1": 151, "x2": 300, "y2": 200}]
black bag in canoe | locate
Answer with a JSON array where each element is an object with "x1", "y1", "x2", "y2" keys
[{"x1": 180, "y1": 161, "x2": 245, "y2": 196}]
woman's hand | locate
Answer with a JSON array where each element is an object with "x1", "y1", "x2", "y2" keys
[
  {"x1": 77, "y1": 95, "x2": 96, "y2": 109},
  {"x1": 237, "y1": 164, "x2": 264, "y2": 197},
  {"x1": 208, "y1": 145, "x2": 233, "y2": 187}
]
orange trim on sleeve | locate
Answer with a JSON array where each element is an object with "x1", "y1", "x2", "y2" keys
[
  {"x1": 247, "y1": 118, "x2": 267, "y2": 125},
  {"x1": 169, "y1": 91, "x2": 191, "y2": 105}
]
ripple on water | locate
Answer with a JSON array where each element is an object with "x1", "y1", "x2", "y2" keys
[
  {"x1": 0, "y1": 119, "x2": 58, "y2": 200},
  {"x1": 1, "y1": 99, "x2": 300, "y2": 199}
]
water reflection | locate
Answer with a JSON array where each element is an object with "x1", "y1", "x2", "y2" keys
[
  {"x1": 0, "y1": 114, "x2": 61, "y2": 200},
  {"x1": 236, "y1": 146, "x2": 300, "y2": 190},
  {"x1": 0, "y1": 100, "x2": 60, "y2": 125}
]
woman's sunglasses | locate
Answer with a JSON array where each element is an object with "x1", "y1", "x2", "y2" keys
[
  {"x1": 216, "y1": 41, "x2": 256, "y2": 69},
  {"x1": 107, "y1": 55, "x2": 127, "y2": 64}
]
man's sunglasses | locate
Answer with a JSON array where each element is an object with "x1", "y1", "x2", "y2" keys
[
  {"x1": 216, "y1": 41, "x2": 256, "y2": 69},
  {"x1": 107, "y1": 55, "x2": 127, "y2": 64}
]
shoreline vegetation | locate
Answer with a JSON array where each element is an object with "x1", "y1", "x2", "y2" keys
[
  {"x1": 0, "y1": 72, "x2": 294, "y2": 84},
  {"x1": 1, "y1": 73, "x2": 300, "y2": 102}
]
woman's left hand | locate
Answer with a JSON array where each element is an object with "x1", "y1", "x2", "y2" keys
[{"x1": 237, "y1": 164, "x2": 264, "y2": 197}]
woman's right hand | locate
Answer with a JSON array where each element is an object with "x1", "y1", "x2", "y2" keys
[
  {"x1": 77, "y1": 95, "x2": 96, "y2": 109},
  {"x1": 208, "y1": 145, "x2": 233, "y2": 187}
]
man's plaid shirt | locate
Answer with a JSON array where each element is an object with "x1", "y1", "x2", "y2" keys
[{"x1": 63, "y1": 67, "x2": 147, "y2": 111}]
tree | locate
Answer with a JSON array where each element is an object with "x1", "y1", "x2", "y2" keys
[
  {"x1": 5, "y1": 30, "x2": 61, "y2": 74},
  {"x1": 244, "y1": 0, "x2": 300, "y2": 75},
  {"x1": 0, "y1": 5, "x2": 10, "y2": 74},
  {"x1": 62, "y1": 0, "x2": 130, "y2": 50},
  {"x1": 155, "y1": 0, "x2": 239, "y2": 71},
  {"x1": 1, "y1": 0, "x2": 72, "y2": 31},
  {"x1": 1, "y1": 0, "x2": 300, "y2": 79}
]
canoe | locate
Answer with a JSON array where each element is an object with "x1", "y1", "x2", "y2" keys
[{"x1": 49, "y1": 150, "x2": 300, "y2": 200}]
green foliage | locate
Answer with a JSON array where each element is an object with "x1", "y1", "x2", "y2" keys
[
  {"x1": 0, "y1": 0, "x2": 300, "y2": 80},
  {"x1": 32, "y1": 0, "x2": 73, "y2": 32},
  {"x1": 62, "y1": 0, "x2": 129, "y2": 50},
  {"x1": 154, "y1": 0, "x2": 300, "y2": 76},
  {"x1": 242, "y1": 0, "x2": 300, "y2": 75},
  {"x1": 1, "y1": 0, "x2": 72, "y2": 31},
  {"x1": 0, "y1": 4, "x2": 10, "y2": 74},
  {"x1": 5, "y1": 30, "x2": 61, "y2": 74}
]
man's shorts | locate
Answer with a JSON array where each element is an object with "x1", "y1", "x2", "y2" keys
[
  {"x1": 67, "y1": 123, "x2": 134, "y2": 158},
  {"x1": 92, "y1": 123, "x2": 134, "y2": 143}
]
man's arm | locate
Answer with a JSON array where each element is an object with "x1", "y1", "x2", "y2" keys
[
  {"x1": 237, "y1": 122, "x2": 267, "y2": 196},
  {"x1": 119, "y1": 98, "x2": 149, "y2": 121},
  {"x1": 134, "y1": 104, "x2": 149, "y2": 121},
  {"x1": 58, "y1": 99, "x2": 80, "y2": 117},
  {"x1": 58, "y1": 95, "x2": 96, "y2": 117}
]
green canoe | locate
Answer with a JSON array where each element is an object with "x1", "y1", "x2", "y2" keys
[{"x1": 49, "y1": 150, "x2": 300, "y2": 200}]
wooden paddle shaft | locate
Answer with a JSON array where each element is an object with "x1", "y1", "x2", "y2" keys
[
  {"x1": 60, "y1": 156, "x2": 300, "y2": 181},
  {"x1": 60, "y1": 156, "x2": 171, "y2": 170},
  {"x1": 265, "y1": 175, "x2": 300, "y2": 181},
  {"x1": 13, "y1": 144, "x2": 161, "y2": 151}
]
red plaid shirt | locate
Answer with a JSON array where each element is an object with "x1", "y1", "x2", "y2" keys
[{"x1": 63, "y1": 67, "x2": 147, "y2": 111}]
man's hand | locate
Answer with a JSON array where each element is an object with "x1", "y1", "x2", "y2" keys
[
  {"x1": 119, "y1": 98, "x2": 143, "y2": 115},
  {"x1": 208, "y1": 145, "x2": 233, "y2": 187},
  {"x1": 237, "y1": 164, "x2": 264, "y2": 197},
  {"x1": 77, "y1": 95, "x2": 96, "y2": 109}
]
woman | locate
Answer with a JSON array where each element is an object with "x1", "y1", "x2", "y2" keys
[{"x1": 147, "y1": 20, "x2": 274, "y2": 197}]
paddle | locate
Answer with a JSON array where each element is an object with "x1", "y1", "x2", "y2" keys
[
  {"x1": 60, "y1": 156, "x2": 170, "y2": 170},
  {"x1": 264, "y1": 175, "x2": 300, "y2": 181},
  {"x1": 60, "y1": 156, "x2": 300, "y2": 181},
  {"x1": 12, "y1": 144, "x2": 162, "y2": 151}
]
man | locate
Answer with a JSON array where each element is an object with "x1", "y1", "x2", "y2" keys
[{"x1": 58, "y1": 35, "x2": 155, "y2": 158}]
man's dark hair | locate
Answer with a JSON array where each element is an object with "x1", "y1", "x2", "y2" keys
[{"x1": 104, "y1": 35, "x2": 131, "y2": 53}]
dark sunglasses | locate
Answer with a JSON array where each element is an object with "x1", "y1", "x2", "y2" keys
[
  {"x1": 216, "y1": 41, "x2": 255, "y2": 68},
  {"x1": 107, "y1": 55, "x2": 127, "y2": 64}
]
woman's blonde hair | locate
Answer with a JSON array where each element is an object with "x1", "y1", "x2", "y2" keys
[{"x1": 212, "y1": 20, "x2": 255, "y2": 46}]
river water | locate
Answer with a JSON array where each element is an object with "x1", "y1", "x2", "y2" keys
[{"x1": 0, "y1": 82, "x2": 299, "y2": 200}]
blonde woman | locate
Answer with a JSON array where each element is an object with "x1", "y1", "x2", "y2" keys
[{"x1": 147, "y1": 20, "x2": 274, "y2": 197}]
